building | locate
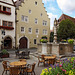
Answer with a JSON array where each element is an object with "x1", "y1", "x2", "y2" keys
[
  {"x1": 0, "y1": 0, "x2": 15, "y2": 49},
  {"x1": 15, "y1": 0, "x2": 50, "y2": 49},
  {"x1": 58, "y1": 14, "x2": 75, "y2": 24}
]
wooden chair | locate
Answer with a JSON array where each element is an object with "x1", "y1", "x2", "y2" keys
[
  {"x1": 38, "y1": 54, "x2": 45, "y2": 66},
  {"x1": 2, "y1": 61, "x2": 10, "y2": 75},
  {"x1": 24, "y1": 63, "x2": 36, "y2": 75},
  {"x1": 9, "y1": 66, "x2": 20, "y2": 75},
  {"x1": 19, "y1": 59, "x2": 26, "y2": 62}
]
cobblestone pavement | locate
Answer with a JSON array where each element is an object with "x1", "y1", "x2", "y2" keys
[{"x1": 0, "y1": 49, "x2": 48, "y2": 75}]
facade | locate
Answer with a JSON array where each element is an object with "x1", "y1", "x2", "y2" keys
[
  {"x1": 0, "y1": 0, "x2": 15, "y2": 49},
  {"x1": 15, "y1": 0, "x2": 50, "y2": 49}
]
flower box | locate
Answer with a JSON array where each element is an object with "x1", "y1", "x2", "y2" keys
[{"x1": 0, "y1": 10, "x2": 11, "y2": 15}]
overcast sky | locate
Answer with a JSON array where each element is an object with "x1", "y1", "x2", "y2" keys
[{"x1": 14, "y1": 0, "x2": 75, "y2": 30}]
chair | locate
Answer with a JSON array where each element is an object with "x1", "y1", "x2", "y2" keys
[
  {"x1": 2, "y1": 61, "x2": 10, "y2": 75},
  {"x1": 0, "y1": 53, "x2": 3, "y2": 62},
  {"x1": 38, "y1": 54, "x2": 45, "y2": 66},
  {"x1": 9, "y1": 66, "x2": 20, "y2": 75},
  {"x1": 19, "y1": 59, "x2": 26, "y2": 62},
  {"x1": 25, "y1": 51, "x2": 30, "y2": 59},
  {"x1": 24, "y1": 63, "x2": 36, "y2": 75},
  {"x1": 15, "y1": 50, "x2": 20, "y2": 58}
]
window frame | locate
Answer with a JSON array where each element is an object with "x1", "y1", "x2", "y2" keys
[
  {"x1": 43, "y1": 29, "x2": 47, "y2": 35},
  {"x1": 35, "y1": 18, "x2": 38, "y2": 24},
  {"x1": 21, "y1": 27, "x2": 25, "y2": 33},
  {"x1": 28, "y1": 28, "x2": 32, "y2": 34},
  {"x1": 34, "y1": 39, "x2": 37, "y2": 44},
  {"x1": 36, "y1": 29, "x2": 39, "y2": 34}
]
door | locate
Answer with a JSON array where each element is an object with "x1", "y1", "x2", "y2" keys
[
  {"x1": 4, "y1": 37, "x2": 12, "y2": 49},
  {"x1": 19, "y1": 37, "x2": 28, "y2": 49}
]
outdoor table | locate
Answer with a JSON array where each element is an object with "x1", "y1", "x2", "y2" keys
[
  {"x1": 44, "y1": 56, "x2": 56, "y2": 65},
  {"x1": 10, "y1": 61, "x2": 27, "y2": 66}
]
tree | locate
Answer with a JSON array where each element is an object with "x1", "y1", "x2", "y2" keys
[
  {"x1": 50, "y1": 32, "x2": 54, "y2": 42},
  {"x1": 57, "y1": 19, "x2": 75, "y2": 41}
]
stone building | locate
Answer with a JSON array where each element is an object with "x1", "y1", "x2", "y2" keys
[
  {"x1": 0, "y1": 0, "x2": 15, "y2": 49},
  {"x1": 15, "y1": 0, "x2": 50, "y2": 49}
]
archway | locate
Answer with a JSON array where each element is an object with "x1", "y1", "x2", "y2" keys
[
  {"x1": 4, "y1": 37, "x2": 12, "y2": 49},
  {"x1": 19, "y1": 37, "x2": 28, "y2": 49}
]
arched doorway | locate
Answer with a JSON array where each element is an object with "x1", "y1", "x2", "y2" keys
[
  {"x1": 19, "y1": 37, "x2": 28, "y2": 49},
  {"x1": 4, "y1": 37, "x2": 12, "y2": 49}
]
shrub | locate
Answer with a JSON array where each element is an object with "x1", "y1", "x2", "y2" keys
[
  {"x1": 68, "y1": 39, "x2": 74, "y2": 44},
  {"x1": 1, "y1": 49, "x2": 9, "y2": 54},
  {"x1": 40, "y1": 39, "x2": 48, "y2": 43}
]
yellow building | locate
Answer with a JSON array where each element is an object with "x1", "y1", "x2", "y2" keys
[{"x1": 15, "y1": 0, "x2": 50, "y2": 49}]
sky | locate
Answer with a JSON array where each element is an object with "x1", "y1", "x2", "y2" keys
[{"x1": 14, "y1": 0, "x2": 75, "y2": 30}]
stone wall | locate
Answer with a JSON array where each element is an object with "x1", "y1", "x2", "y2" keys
[{"x1": 37, "y1": 43, "x2": 73, "y2": 56}]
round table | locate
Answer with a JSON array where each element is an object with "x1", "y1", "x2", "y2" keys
[
  {"x1": 10, "y1": 61, "x2": 27, "y2": 66},
  {"x1": 44, "y1": 56, "x2": 56, "y2": 65}
]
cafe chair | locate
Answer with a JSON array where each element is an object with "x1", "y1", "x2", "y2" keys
[
  {"x1": 9, "y1": 66, "x2": 20, "y2": 75},
  {"x1": 24, "y1": 63, "x2": 36, "y2": 75},
  {"x1": 2, "y1": 61, "x2": 10, "y2": 75},
  {"x1": 19, "y1": 59, "x2": 26, "y2": 62},
  {"x1": 38, "y1": 54, "x2": 45, "y2": 66}
]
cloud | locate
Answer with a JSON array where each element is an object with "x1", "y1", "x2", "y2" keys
[
  {"x1": 48, "y1": 13, "x2": 57, "y2": 30},
  {"x1": 57, "y1": 0, "x2": 75, "y2": 14}
]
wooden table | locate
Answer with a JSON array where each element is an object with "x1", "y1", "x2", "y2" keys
[
  {"x1": 10, "y1": 61, "x2": 27, "y2": 66},
  {"x1": 44, "y1": 56, "x2": 56, "y2": 65}
]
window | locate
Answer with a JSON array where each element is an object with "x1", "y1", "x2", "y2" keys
[
  {"x1": 25, "y1": 16, "x2": 28, "y2": 22},
  {"x1": 43, "y1": 29, "x2": 47, "y2": 35},
  {"x1": 3, "y1": 21, "x2": 13, "y2": 27},
  {"x1": 28, "y1": 28, "x2": 32, "y2": 33},
  {"x1": 21, "y1": 27, "x2": 24, "y2": 33},
  {"x1": 3, "y1": 6, "x2": 6, "y2": 11},
  {"x1": 3, "y1": 21, "x2": 7, "y2": 26},
  {"x1": 35, "y1": 18, "x2": 38, "y2": 24},
  {"x1": 35, "y1": 1, "x2": 37, "y2": 5},
  {"x1": 8, "y1": 22, "x2": 12, "y2": 27},
  {"x1": 6, "y1": 7, "x2": 11, "y2": 12},
  {"x1": 21, "y1": 15, "x2": 24, "y2": 21},
  {"x1": 43, "y1": 20, "x2": 47, "y2": 26},
  {"x1": 29, "y1": 9, "x2": 31, "y2": 14},
  {"x1": 41, "y1": 13, "x2": 43, "y2": 16},
  {"x1": 34, "y1": 39, "x2": 36, "y2": 44},
  {"x1": 0, "y1": 5, "x2": 1, "y2": 10},
  {"x1": 36, "y1": 29, "x2": 39, "y2": 34}
]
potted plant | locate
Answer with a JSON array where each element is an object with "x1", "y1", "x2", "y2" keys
[
  {"x1": 1, "y1": 49, "x2": 9, "y2": 58},
  {"x1": 40, "y1": 39, "x2": 48, "y2": 43},
  {"x1": 68, "y1": 39, "x2": 74, "y2": 44}
]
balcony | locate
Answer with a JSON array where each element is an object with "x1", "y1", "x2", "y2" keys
[
  {"x1": 0, "y1": 10, "x2": 11, "y2": 15},
  {"x1": 0, "y1": 26, "x2": 14, "y2": 30}
]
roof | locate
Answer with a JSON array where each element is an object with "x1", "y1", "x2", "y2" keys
[{"x1": 58, "y1": 14, "x2": 75, "y2": 23}]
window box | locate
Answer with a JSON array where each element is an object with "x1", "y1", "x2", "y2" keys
[
  {"x1": 0, "y1": 26, "x2": 14, "y2": 30},
  {"x1": 0, "y1": 10, "x2": 11, "y2": 15}
]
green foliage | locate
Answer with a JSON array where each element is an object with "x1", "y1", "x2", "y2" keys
[
  {"x1": 50, "y1": 32, "x2": 54, "y2": 42},
  {"x1": 68, "y1": 39, "x2": 74, "y2": 44},
  {"x1": 41, "y1": 57, "x2": 75, "y2": 75},
  {"x1": 57, "y1": 19, "x2": 75, "y2": 41},
  {"x1": 40, "y1": 39, "x2": 48, "y2": 43},
  {"x1": 2, "y1": 49, "x2": 8, "y2": 54}
]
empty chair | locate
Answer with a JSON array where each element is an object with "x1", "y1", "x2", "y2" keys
[
  {"x1": 2, "y1": 61, "x2": 10, "y2": 75},
  {"x1": 24, "y1": 63, "x2": 36, "y2": 75},
  {"x1": 9, "y1": 66, "x2": 20, "y2": 75},
  {"x1": 38, "y1": 54, "x2": 45, "y2": 66}
]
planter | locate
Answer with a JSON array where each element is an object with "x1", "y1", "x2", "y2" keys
[{"x1": 1, "y1": 53, "x2": 9, "y2": 58}]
